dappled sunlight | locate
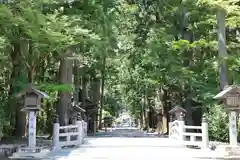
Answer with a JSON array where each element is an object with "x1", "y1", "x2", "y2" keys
[{"x1": 0, "y1": 0, "x2": 239, "y2": 159}]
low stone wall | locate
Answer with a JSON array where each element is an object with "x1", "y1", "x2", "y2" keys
[{"x1": 0, "y1": 137, "x2": 51, "y2": 158}]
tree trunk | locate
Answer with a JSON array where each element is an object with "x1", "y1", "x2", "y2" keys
[
  {"x1": 27, "y1": 41, "x2": 35, "y2": 83},
  {"x1": 81, "y1": 70, "x2": 89, "y2": 130},
  {"x1": 144, "y1": 93, "x2": 149, "y2": 131},
  {"x1": 9, "y1": 39, "x2": 28, "y2": 137},
  {"x1": 57, "y1": 54, "x2": 73, "y2": 126},
  {"x1": 139, "y1": 104, "x2": 144, "y2": 130},
  {"x1": 162, "y1": 88, "x2": 171, "y2": 133},
  {"x1": 98, "y1": 56, "x2": 106, "y2": 129},
  {"x1": 81, "y1": 70, "x2": 88, "y2": 107},
  {"x1": 73, "y1": 60, "x2": 81, "y2": 103},
  {"x1": 160, "y1": 88, "x2": 168, "y2": 134},
  {"x1": 217, "y1": 9, "x2": 228, "y2": 90},
  {"x1": 181, "y1": 6, "x2": 194, "y2": 125},
  {"x1": 90, "y1": 74, "x2": 101, "y2": 135},
  {"x1": 154, "y1": 87, "x2": 164, "y2": 134}
]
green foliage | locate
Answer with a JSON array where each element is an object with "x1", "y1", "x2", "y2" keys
[
  {"x1": 102, "y1": 110, "x2": 112, "y2": 118},
  {"x1": 0, "y1": 94, "x2": 11, "y2": 138},
  {"x1": 38, "y1": 83, "x2": 74, "y2": 92},
  {"x1": 0, "y1": 0, "x2": 238, "y2": 141},
  {"x1": 207, "y1": 104, "x2": 240, "y2": 142},
  {"x1": 0, "y1": 0, "x2": 106, "y2": 137},
  {"x1": 207, "y1": 105, "x2": 229, "y2": 142}
]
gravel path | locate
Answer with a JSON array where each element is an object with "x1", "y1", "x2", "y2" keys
[{"x1": 0, "y1": 129, "x2": 230, "y2": 160}]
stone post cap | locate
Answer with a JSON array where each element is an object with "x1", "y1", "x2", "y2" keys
[
  {"x1": 202, "y1": 113, "x2": 207, "y2": 122},
  {"x1": 179, "y1": 112, "x2": 184, "y2": 121},
  {"x1": 77, "y1": 112, "x2": 81, "y2": 121},
  {"x1": 54, "y1": 114, "x2": 59, "y2": 123}
]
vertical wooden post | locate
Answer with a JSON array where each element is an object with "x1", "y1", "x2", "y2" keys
[
  {"x1": 178, "y1": 112, "x2": 185, "y2": 143},
  {"x1": 202, "y1": 114, "x2": 209, "y2": 148},
  {"x1": 52, "y1": 115, "x2": 60, "y2": 150}
]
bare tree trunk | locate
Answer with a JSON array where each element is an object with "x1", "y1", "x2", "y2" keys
[
  {"x1": 73, "y1": 60, "x2": 81, "y2": 102},
  {"x1": 27, "y1": 41, "x2": 35, "y2": 83},
  {"x1": 57, "y1": 55, "x2": 73, "y2": 126},
  {"x1": 81, "y1": 70, "x2": 89, "y2": 129},
  {"x1": 160, "y1": 88, "x2": 168, "y2": 134},
  {"x1": 98, "y1": 56, "x2": 106, "y2": 129},
  {"x1": 139, "y1": 104, "x2": 144, "y2": 130},
  {"x1": 9, "y1": 39, "x2": 28, "y2": 137},
  {"x1": 161, "y1": 87, "x2": 172, "y2": 133},
  {"x1": 81, "y1": 67, "x2": 88, "y2": 107},
  {"x1": 91, "y1": 74, "x2": 101, "y2": 135},
  {"x1": 217, "y1": 9, "x2": 228, "y2": 90},
  {"x1": 155, "y1": 87, "x2": 163, "y2": 134},
  {"x1": 181, "y1": 6, "x2": 194, "y2": 125},
  {"x1": 144, "y1": 93, "x2": 149, "y2": 131},
  {"x1": 142, "y1": 103, "x2": 146, "y2": 129}
]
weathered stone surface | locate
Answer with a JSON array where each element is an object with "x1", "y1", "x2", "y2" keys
[
  {"x1": 111, "y1": 128, "x2": 145, "y2": 137},
  {"x1": 224, "y1": 146, "x2": 240, "y2": 159},
  {"x1": 224, "y1": 157, "x2": 240, "y2": 160}
]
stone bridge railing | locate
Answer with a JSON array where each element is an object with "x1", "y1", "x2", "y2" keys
[
  {"x1": 169, "y1": 113, "x2": 209, "y2": 148},
  {"x1": 52, "y1": 115, "x2": 87, "y2": 150}
]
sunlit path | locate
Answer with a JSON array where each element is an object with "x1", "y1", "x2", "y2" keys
[{"x1": 48, "y1": 137, "x2": 224, "y2": 160}]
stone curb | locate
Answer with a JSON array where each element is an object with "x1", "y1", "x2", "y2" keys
[
  {"x1": 194, "y1": 156, "x2": 240, "y2": 159},
  {"x1": 193, "y1": 157, "x2": 224, "y2": 159}
]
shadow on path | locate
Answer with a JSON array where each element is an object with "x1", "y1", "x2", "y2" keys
[{"x1": 45, "y1": 139, "x2": 91, "y2": 160}]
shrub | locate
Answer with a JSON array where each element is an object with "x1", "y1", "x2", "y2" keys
[{"x1": 207, "y1": 104, "x2": 229, "y2": 142}]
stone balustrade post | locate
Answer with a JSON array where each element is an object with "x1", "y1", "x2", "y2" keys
[
  {"x1": 52, "y1": 115, "x2": 60, "y2": 150},
  {"x1": 76, "y1": 113, "x2": 83, "y2": 145},
  {"x1": 83, "y1": 121, "x2": 87, "y2": 137},
  {"x1": 201, "y1": 113, "x2": 209, "y2": 148},
  {"x1": 169, "y1": 114, "x2": 173, "y2": 138},
  {"x1": 178, "y1": 112, "x2": 185, "y2": 143}
]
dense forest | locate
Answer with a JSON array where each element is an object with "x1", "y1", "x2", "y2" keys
[{"x1": 0, "y1": 0, "x2": 239, "y2": 142}]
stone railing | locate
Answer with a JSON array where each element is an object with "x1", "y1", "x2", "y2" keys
[
  {"x1": 52, "y1": 115, "x2": 87, "y2": 150},
  {"x1": 169, "y1": 120, "x2": 182, "y2": 140},
  {"x1": 169, "y1": 114, "x2": 209, "y2": 148}
]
